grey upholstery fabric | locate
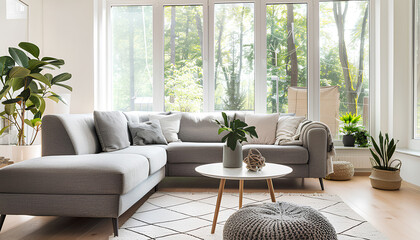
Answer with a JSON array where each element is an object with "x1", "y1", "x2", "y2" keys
[
  {"x1": 306, "y1": 128, "x2": 328, "y2": 177},
  {"x1": 0, "y1": 154, "x2": 149, "y2": 195},
  {"x1": 128, "y1": 121, "x2": 168, "y2": 145},
  {"x1": 178, "y1": 112, "x2": 234, "y2": 142},
  {"x1": 167, "y1": 142, "x2": 224, "y2": 164},
  {"x1": 223, "y1": 202, "x2": 337, "y2": 240},
  {"x1": 0, "y1": 193, "x2": 119, "y2": 218},
  {"x1": 94, "y1": 111, "x2": 130, "y2": 152},
  {"x1": 243, "y1": 145, "x2": 308, "y2": 164},
  {"x1": 119, "y1": 167, "x2": 165, "y2": 215},
  {"x1": 105, "y1": 146, "x2": 167, "y2": 175},
  {"x1": 42, "y1": 114, "x2": 101, "y2": 156}
]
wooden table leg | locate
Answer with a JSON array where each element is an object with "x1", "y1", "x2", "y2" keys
[
  {"x1": 266, "y1": 179, "x2": 276, "y2": 202},
  {"x1": 211, "y1": 179, "x2": 226, "y2": 234},
  {"x1": 239, "y1": 180, "x2": 244, "y2": 209}
]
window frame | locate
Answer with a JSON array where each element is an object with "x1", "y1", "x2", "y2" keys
[{"x1": 98, "y1": 0, "x2": 375, "y2": 138}]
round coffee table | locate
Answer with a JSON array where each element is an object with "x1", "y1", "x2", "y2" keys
[{"x1": 195, "y1": 162, "x2": 293, "y2": 234}]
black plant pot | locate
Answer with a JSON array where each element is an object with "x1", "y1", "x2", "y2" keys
[{"x1": 343, "y1": 135, "x2": 355, "y2": 147}]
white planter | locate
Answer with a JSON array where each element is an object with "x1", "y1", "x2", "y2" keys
[
  {"x1": 223, "y1": 141, "x2": 243, "y2": 168},
  {"x1": 12, "y1": 145, "x2": 42, "y2": 163}
]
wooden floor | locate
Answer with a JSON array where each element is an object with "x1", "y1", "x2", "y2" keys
[{"x1": 1, "y1": 176, "x2": 419, "y2": 240}]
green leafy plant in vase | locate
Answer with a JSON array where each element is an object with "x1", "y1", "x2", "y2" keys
[
  {"x1": 354, "y1": 128, "x2": 370, "y2": 147},
  {"x1": 369, "y1": 132, "x2": 402, "y2": 190},
  {"x1": 339, "y1": 112, "x2": 361, "y2": 147},
  {"x1": 0, "y1": 42, "x2": 72, "y2": 161},
  {"x1": 214, "y1": 112, "x2": 258, "y2": 168}
]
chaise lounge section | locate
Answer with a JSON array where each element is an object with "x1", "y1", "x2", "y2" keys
[{"x1": 0, "y1": 111, "x2": 328, "y2": 236}]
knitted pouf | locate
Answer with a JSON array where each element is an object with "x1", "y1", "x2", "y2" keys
[
  {"x1": 325, "y1": 161, "x2": 354, "y2": 181},
  {"x1": 223, "y1": 202, "x2": 337, "y2": 240}
]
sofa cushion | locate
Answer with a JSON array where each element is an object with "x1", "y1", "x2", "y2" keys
[
  {"x1": 243, "y1": 145, "x2": 308, "y2": 165},
  {"x1": 106, "y1": 146, "x2": 167, "y2": 175},
  {"x1": 178, "y1": 112, "x2": 235, "y2": 142},
  {"x1": 94, "y1": 111, "x2": 130, "y2": 152},
  {"x1": 0, "y1": 154, "x2": 149, "y2": 195},
  {"x1": 245, "y1": 113, "x2": 279, "y2": 144},
  {"x1": 149, "y1": 114, "x2": 182, "y2": 143},
  {"x1": 128, "y1": 121, "x2": 168, "y2": 146},
  {"x1": 167, "y1": 142, "x2": 224, "y2": 164}
]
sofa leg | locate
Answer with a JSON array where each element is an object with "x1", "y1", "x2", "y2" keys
[
  {"x1": 154, "y1": 184, "x2": 158, "y2": 192},
  {"x1": 319, "y1": 178, "x2": 325, "y2": 191},
  {"x1": 112, "y1": 218, "x2": 118, "y2": 237},
  {"x1": 0, "y1": 215, "x2": 6, "y2": 232}
]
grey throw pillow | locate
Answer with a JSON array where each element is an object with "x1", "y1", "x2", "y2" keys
[
  {"x1": 94, "y1": 111, "x2": 130, "y2": 152},
  {"x1": 128, "y1": 121, "x2": 168, "y2": 145}
]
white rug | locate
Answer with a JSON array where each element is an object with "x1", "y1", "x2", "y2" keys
[{"x1": 110, "y1": 192, "x2": 386, "y2": 240}]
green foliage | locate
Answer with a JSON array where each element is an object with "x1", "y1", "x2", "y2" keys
[
  {"x1": 354, "y1": 128, "x2": 370, "y2": 147},
  {"x1": 0, "y1": 42, "x2": 72, "y2": 145},
  {"x1": 339, "y1": 112, "x2": 362, "y2": 136},
  {"x1": 165, "y1": 62, "x2": 203, "y2": 112},
  {"x1": 369, "y1": 132, "x2": 401, "y2": 171},
  {"x1": 214, "y1": 112, "x2": 258, "y2": 151}
]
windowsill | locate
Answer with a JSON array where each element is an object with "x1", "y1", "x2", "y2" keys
[
  {"x1": 335, "y1": 146, "x2": 369, "y2": 150},
  {"x1": 396, "y1": 148, "x2": 420, "y2": 158}
]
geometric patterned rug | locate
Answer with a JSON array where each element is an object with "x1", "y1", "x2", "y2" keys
[{"x1": 110, "y1": 192, "x2": 386, "y2": 240}]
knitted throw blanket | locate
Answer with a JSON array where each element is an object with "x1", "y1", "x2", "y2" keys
[{"x1": 280, "y1": 120, "x2": 335, "y2": 175}]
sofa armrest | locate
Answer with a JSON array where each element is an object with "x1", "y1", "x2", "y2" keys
[
  {"x1": 304, "y1": 128, "x2": 328, "y2": 178},
  {"x1": 42, "y1": 114, "x2": 101, "y2": 156}
]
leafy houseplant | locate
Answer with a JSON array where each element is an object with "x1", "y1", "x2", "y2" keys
[
  {"x1": 354, "y1": 128, "x2": 370, "y2": 147},
  {"x1": 339, "y1": 112, "x2": 361, "y2": 147},
  {"x1": 0, "y1": 42, "x2": 72, "y2": 147},
  {"x1": 214, "y1": 112, "x2": 258, "y2": 168},
  {"x1": 369, "y1": 132, "x2": 402, "y2": 190}
]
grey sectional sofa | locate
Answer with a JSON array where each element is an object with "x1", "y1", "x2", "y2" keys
[{"x1": 0, "y1": 112, "x2": 328, "y2": 237}]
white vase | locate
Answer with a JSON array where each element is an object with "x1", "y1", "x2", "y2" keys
[
  {"x1": 223, "y1": 141, "x2": 243, "y2": 168},
  {"x1": 12, "y1": 145, "x2": 42, "y2": 163}
]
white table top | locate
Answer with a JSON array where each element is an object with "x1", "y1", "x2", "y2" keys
[{"x1": 195, "y1": 163, "x2": 293, "y2": 180}]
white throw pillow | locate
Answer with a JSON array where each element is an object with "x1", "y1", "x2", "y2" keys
[
  {"x1": 245, "y1": 113, "x2": 279, "y2": 144},
  {"x1": 275, "y1": 116, "x2": 306, "y2": 145},
  {"x1": 149, "y1": 114, "x2": 181, "y2": 143}
]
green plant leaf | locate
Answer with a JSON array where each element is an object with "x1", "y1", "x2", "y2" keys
[
  {"x1": 221, "y1": 134, "x2": 229, "y2": 143},
  {"x1": 29, "y1": 73, "x2": 51, "y2": 87},
  {"x1": 39, "y1": 97, "x2": 46, "y2": 114},
  {"x1": 51, "y1": 73, "x2": 72, "y2": 84},
  {"x1": 11, "y1": 78, "x2": 24, "y2": 91},
  {"x1": 5, "y1": 103, "x2": 16, "y2": 115},
  {"x1": 0, "y1": 125, "x2": 9, "y2": 135},
  {"x1": 233, "y1": 119, "x2": 247, "y2": 128},
  {"x1": 9, "y1": 47, "x2": 29, "y2": 68},
  {"x1": 369, "y1": 149, "x2": 381, "y2": 167},
  {"x1": 29, "y1": 95, "x2": 41, "y2": 107},
  {"x1": 18, "y1": 88, "x2": 31, "y2": 101},
  {"x1": 24, "y1": 119, "x2": 33, "y2": 128},
  {"x1": 19, "y1": 42, "x2": 40, "y2": 59},
  {"x1": 0, "y1": 85, "x2": 11, "y2": 99},
  {"x1": 8, "y1": 66, "x2": 30, "y2": 78},
  {"x1": 34, "y1": 111, "x2": 42, "y2": 119},
  {"x1": 222, "y1": 112, "x2": 228, "y2": 126},
  {"x1": 41, "y1": 57, "x2": 58, "y2": 62},
  {"x1": 31, "y1": 118, "x2": 42, "y2": 127},
  {"x1": 55, "y1": 83, "x2": 73, "y2": 91},
  {"x1": 2, "y1": 98, "x2": 21, "y2": 104},
  {"x1": 370, "y1": 136, "x2": 383, "y2": 161},
  {"x1": 28, "y1": 59, "x2": 48, "y2": 71},
  {"x1": 0, "y1": 56, "x2": 15, "y2": 75},
  {"x1": 227, "y1": 134, "x2": 237, "y2": 151},
  {"x1": 25, "y1": 105, "x2": 36, "y2": 110}
]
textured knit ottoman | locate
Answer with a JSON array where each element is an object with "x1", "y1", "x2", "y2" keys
[
  {"x1": 325, "y1": 161, "x2": 354, "y2": 181},
  {"x1": 223, "y1": 202, "x2": 337, "y2": 240}
]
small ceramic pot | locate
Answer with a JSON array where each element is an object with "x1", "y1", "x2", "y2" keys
[
  {"x1": 12, "y1": 145, "x2": 42, "y2": 163},
  {"x1": 342, "y1": 135, "x2": 355, "y2": 147},
  {"x1": 223, "y1": 141, "x2": 243, "y2": 168}
]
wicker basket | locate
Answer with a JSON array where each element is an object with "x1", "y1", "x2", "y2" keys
[
  {"x1": 369, "y1": 168, "x2": 401, "y2": 190},
  {"x1": 325, "y1": 161, "x2": 354, "y2": 181}
]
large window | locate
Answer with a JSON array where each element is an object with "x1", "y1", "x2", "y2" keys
[
  {"x1": 319, "y1": 1, "x2": 370, "y2": 138},
  {"x1": 111, "y1": 6, "x2": 153, "y2": 111},
  {"x1": 164, "y1": 5, "x2": 204, "y2": 112},
  {"x1": 266, "y1": 3, "x2": 308, "y2": 117},
  {"x1": 214, "y1": 3, "x2": 254, "y2": 111},
  {"x1": 104, "y1": 1, "x2": 372, "y2": 135}
]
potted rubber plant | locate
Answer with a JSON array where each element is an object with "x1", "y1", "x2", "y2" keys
[
  {"x1": 339, "y1": 112, "x2": 361, "y2": 147},
  {"x1": 214, "y1": 112, "x2": 258, "y2": 168},
  {"x1": 369, "y1": 132, "x2": 402, "y2": 190},
  {"x1": 0, "y1": 42, "x2": 72, "y2": 162}
]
